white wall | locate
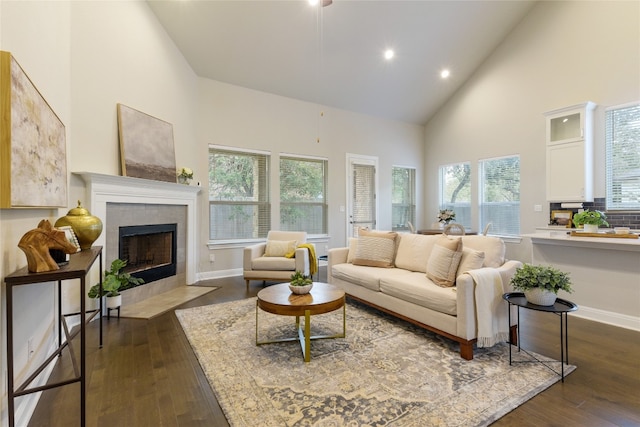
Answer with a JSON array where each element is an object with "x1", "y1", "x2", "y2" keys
[
  {"x1": 0, "y1": 1, "x2": 198, "y2": 424},
  {"x1": 196, "y1": 79, "x2": 425, "y2": 276},
  {"x1": 423, "y1": 1, "x2": 640, "y2": 262}
]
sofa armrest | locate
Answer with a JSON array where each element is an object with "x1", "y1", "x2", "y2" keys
[
  {"x1": 497, "y1": 260, "x2": 523, "y2": 292},
  {"x1": 243, "y1": 242, "x2": 267, "y2": 271},
  {"x1": 328, "y1": 247, "x2": 349, "y2": 265},
  {"x1": 327, "y1": 247, "x2": 349, "y2": 284},
  {"x1": 455, "y1": 259, "x2": 523, "y2": 339}
]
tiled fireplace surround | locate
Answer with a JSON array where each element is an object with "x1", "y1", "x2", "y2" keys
[{"x1": 76, "y1": 172, "x2": 200, "y2": 307}]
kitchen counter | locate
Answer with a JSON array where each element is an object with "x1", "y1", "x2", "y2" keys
[
  {"x1": 523, "y1": 231, "x2": 640, "y2": 252},
  {"x1": 521, "y1": 231, "x2": 640, "y2": 331}
]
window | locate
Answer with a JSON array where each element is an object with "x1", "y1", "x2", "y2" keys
[
  {"x1": 439, "y1": 163, "x2": 471, "y2": 229},
  {"x1": 479, "y1": 156, "x2": 520, "y2": 236},
  {"x1": 280, "y1": 155, "x2": 328, "y2": 234},
  {"x1": 392, "y1": 167, "x2": 416, "y2": 232},
  {"x1": 208, "y1": 146, "x2": 270, "y2": 240},
  {"x1": 606, "y1": 102, "x2": 640, "y2": 210}
]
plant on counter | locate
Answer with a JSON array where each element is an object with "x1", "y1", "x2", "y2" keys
[
  {"x1": 290, "y1": 270, "x2": 313, "y2": 286},
  {"x1": 572, "y1": 209, "x2": 609, "y2": 227},
  {"x1": 510, "y1": 264, "x2": 573, "y2": 294},
  {"x1": 88, "y1": 258, "x2": 144, "y2": 298}
]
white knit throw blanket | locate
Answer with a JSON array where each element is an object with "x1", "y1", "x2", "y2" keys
[{"x1": 468, "y1": 269, "x2": 509, "y2": 348}]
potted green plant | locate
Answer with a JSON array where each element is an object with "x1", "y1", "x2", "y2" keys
[
  {"x1": 572, "y1": 209, "x2": 609, "y2": 233},
  {"x1": 510, "y1": 264, "x2": 573, "y2": 306},
  {"x1": 88, "y1": 259, "x2": 144, "y2": 309},
  {"x1": 289, "y1": 270, "x2": 313, "y2": 294}
]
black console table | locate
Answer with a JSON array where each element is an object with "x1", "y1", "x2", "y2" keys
[
  {"x1": 4, "y1": 246, "x2": 103, "y2": 427},
  {"x1": 503, "y1": 292, "x2": 578, "y2": 382}
]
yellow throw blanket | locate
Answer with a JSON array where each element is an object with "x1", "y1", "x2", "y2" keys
[{"x1": 294, "y1": 243, "x2": 318, "y2": 276}]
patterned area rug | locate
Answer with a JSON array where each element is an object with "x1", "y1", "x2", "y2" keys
[{"x1": 175, "y1": 298, "x2": 575, "y2": 426}]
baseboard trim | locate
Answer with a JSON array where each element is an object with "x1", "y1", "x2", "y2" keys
[
  {"x1": 571, "y1": 305, "x2": 640, "y2": 332},
  {"x1": 197, "y1": 268, "x2": 242, "y2": 282}
]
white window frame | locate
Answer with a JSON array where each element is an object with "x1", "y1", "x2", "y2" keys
[
  {"x1": 279, "y1": 153, "x2": 329, "y2": 236},
  {"x1": 392, "y1": 166, "x2": 416, "y2": 232},
  {"x1": 208, "y1": 145, "x2": 271, "y2": 244},
  {"x1": 478, "y1": 155, "x2": 520, "y2": 237},
  {"x1": 605, "y1": 101, "x2": 640, "y2": 211},
  {"x1": 438, "y1": 162, "x2": 472, "y2": 230}
]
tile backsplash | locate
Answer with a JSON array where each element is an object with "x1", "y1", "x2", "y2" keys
[{"x1": 550, "y1": 198, "x2": 640, "y2": 229}]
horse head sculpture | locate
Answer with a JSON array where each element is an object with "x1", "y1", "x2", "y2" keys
[{"x1": 18, "y1": 220, "x2": 79, "y2": 273}]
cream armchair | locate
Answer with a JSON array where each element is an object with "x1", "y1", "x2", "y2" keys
[{"x1": 243, "y1": 231, "x2": 313, "y2": 289}]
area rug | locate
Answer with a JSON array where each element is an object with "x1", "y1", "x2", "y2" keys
[
  {"x1": 175, "y1": 298, "x2": 575, "y2": 426},
  {"x1": 120, "y1": 285, "x2": 219, "y2": 319}
]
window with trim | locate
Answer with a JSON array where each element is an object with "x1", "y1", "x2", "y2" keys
[
  {"x1": 208, "y1": 146, "x2": 270, "y2": 240},
  {"x1": 280, "y1": 155, "x2": 328, "y2": 234},
  {"x1": 479, "y1": 155, "x2": 520, "y2": 236},
  {"x1": 606, "y1": 102, "x2": 640, "y2": 210},
  {"x1": 392, "y1": 166, "x2": 416, "y2": 232},
  {"x1": 439, "y1": 162, "x2": 471, "y2": 229}
]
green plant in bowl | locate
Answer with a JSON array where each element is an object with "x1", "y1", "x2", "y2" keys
[
  {"x1": 290, "y1": 271, "x2": 313, "y2": 286},
  {"x1": 572, "y1": 209, "x2": 609, "y2": 227}
]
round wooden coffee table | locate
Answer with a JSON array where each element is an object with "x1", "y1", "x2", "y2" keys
[{"x1": 256, "y1": 282, "x2": 346, "y2": 362}]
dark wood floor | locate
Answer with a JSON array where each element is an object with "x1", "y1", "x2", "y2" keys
[{"x1": 28, "y1": 267, "x2": 640, "y2": 426}]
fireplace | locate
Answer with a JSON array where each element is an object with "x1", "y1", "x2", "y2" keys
[{"x1": 119, "y1": 223, "x2": 177, "y2": 285}]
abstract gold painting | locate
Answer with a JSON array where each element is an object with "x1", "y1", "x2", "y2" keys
[{"x1": 0, "y1": 51, "x2": 67, "y2": 208}]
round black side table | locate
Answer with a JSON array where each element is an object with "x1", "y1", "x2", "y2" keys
[{"x1": 503, "y1": 292, "x2": 578, "y2": 382}]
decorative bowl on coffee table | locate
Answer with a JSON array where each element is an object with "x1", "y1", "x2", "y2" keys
[{"x1": 289, "y1": 283, "x2": 313, "y2": 294}]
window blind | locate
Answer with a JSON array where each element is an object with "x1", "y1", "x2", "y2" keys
[
  {"x1": 209, "y1": 147, "x2": 270, "y2": 240},
  {"x1": 606, "y1": 102, "x2": 640, "y2": 210},
  {"x1": 479, "y1": 156, "x2": 520, "y2": 236},
  {"x1": 392, "y1": 167, "x2": 416, "y2": 232},
  {"x1": 279, "y1": 156, "x2": 328, "y2": 234},
  {"x1": 439, "y1": 162, "x2": 471, "y2": 228}
]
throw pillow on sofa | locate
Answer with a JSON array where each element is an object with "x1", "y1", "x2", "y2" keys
[
  {"x1": 264, "y1": 240, "x2": 297, "y2": 257},
  {"x1": 426, "y1": 235, "x2": 463, "y2": 287},
  {"x1": 353, "y1": 230, "x2": 398, "y2": 268},
  {"x1": 456, "y1": 247, "x2": 485, "y2": 277}
]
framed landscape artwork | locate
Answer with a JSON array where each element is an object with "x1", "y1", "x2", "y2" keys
[
  {"x1": 117, "y1": 104, "x2": 177, "y2": 183},
  {"x1": 0, "y1": 51, "x2": 67, "y2": 208},
  {"x1": 551, "y1": 210, "x2": 573, "y2": 227}
]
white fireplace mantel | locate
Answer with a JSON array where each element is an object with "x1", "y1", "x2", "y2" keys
[{"x1": 75, "y1": 172, "x2": 201, "y2": 284}]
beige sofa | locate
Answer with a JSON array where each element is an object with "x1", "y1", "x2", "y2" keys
[{"x1": 328, "y1": 232, "x2": 522, "y2": 360}]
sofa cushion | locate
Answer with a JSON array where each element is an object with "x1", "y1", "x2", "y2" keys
[
  {"x1": 380, "y1": 272, "x2": 458, "y2": 315},
  {"x1": 456, "y1": 247, "x2": 485, "y2": 277},
  {"x1": 252, "y1": 256, "x2": 296, "y2": 271},
  {"x1": 264, "y1": 240, "x2": 297, "y2": 257},
  {"x1": 460, "y1": 236, "x2": 505, "y2": 268},
  {"x1": 332, "y1": 264, "x2": 413, "y2": 292},
  {"x1": 426, "y1": 235, "x2": 463, "y2": 287},
  {"x1": 394, "y1": 233, "x2": 440, "y2": 273},
  {"x1": 353, "y1": 230, "x2": 398, "y2": 268}
]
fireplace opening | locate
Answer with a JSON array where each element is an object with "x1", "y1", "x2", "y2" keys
[{"x1": 118, "y1": 223, "x2": 177, "y2": 285}]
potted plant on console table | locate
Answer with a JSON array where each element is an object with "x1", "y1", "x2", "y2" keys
[
  {"x1": 572, "y1": 209, "x2": 609, "y2": 233},
  {"x1": 88, "y1": 259, "x2": 144, "y2": 310},
  {"x1": 510, "y1": 264, "x2": 573, "y2": 306}
]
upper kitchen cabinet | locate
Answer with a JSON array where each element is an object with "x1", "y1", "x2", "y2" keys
[{"x1": 545, "y1": 102, "x2": 596, "y2": 202}]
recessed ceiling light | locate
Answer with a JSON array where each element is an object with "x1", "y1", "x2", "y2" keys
[
  {"x1": 308, "y1": 0, "x2": 319, "y2": 5},
  {"x1": 440, "y1": 69, "x2": 450, "y2": 79},
  {"x1": 384, "y1": 49, "x2": 395, "y2": 61}
]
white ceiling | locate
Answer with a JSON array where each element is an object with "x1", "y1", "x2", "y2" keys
[{"x1": 147, "y1": 0, "x2": 536, "y2": 125}]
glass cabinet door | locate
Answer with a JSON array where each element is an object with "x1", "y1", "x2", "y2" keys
[{"x1": 549, "y1": 112, "x2": 581, "y2": 143}]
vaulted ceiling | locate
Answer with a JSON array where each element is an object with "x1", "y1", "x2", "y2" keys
[{"x1": 148, "y1": 0, "x2": 536, "y2": 125}]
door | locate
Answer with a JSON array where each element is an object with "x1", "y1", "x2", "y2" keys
[{"x1": 346, "y1": 154, "x2": 378, "y2": 238}]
